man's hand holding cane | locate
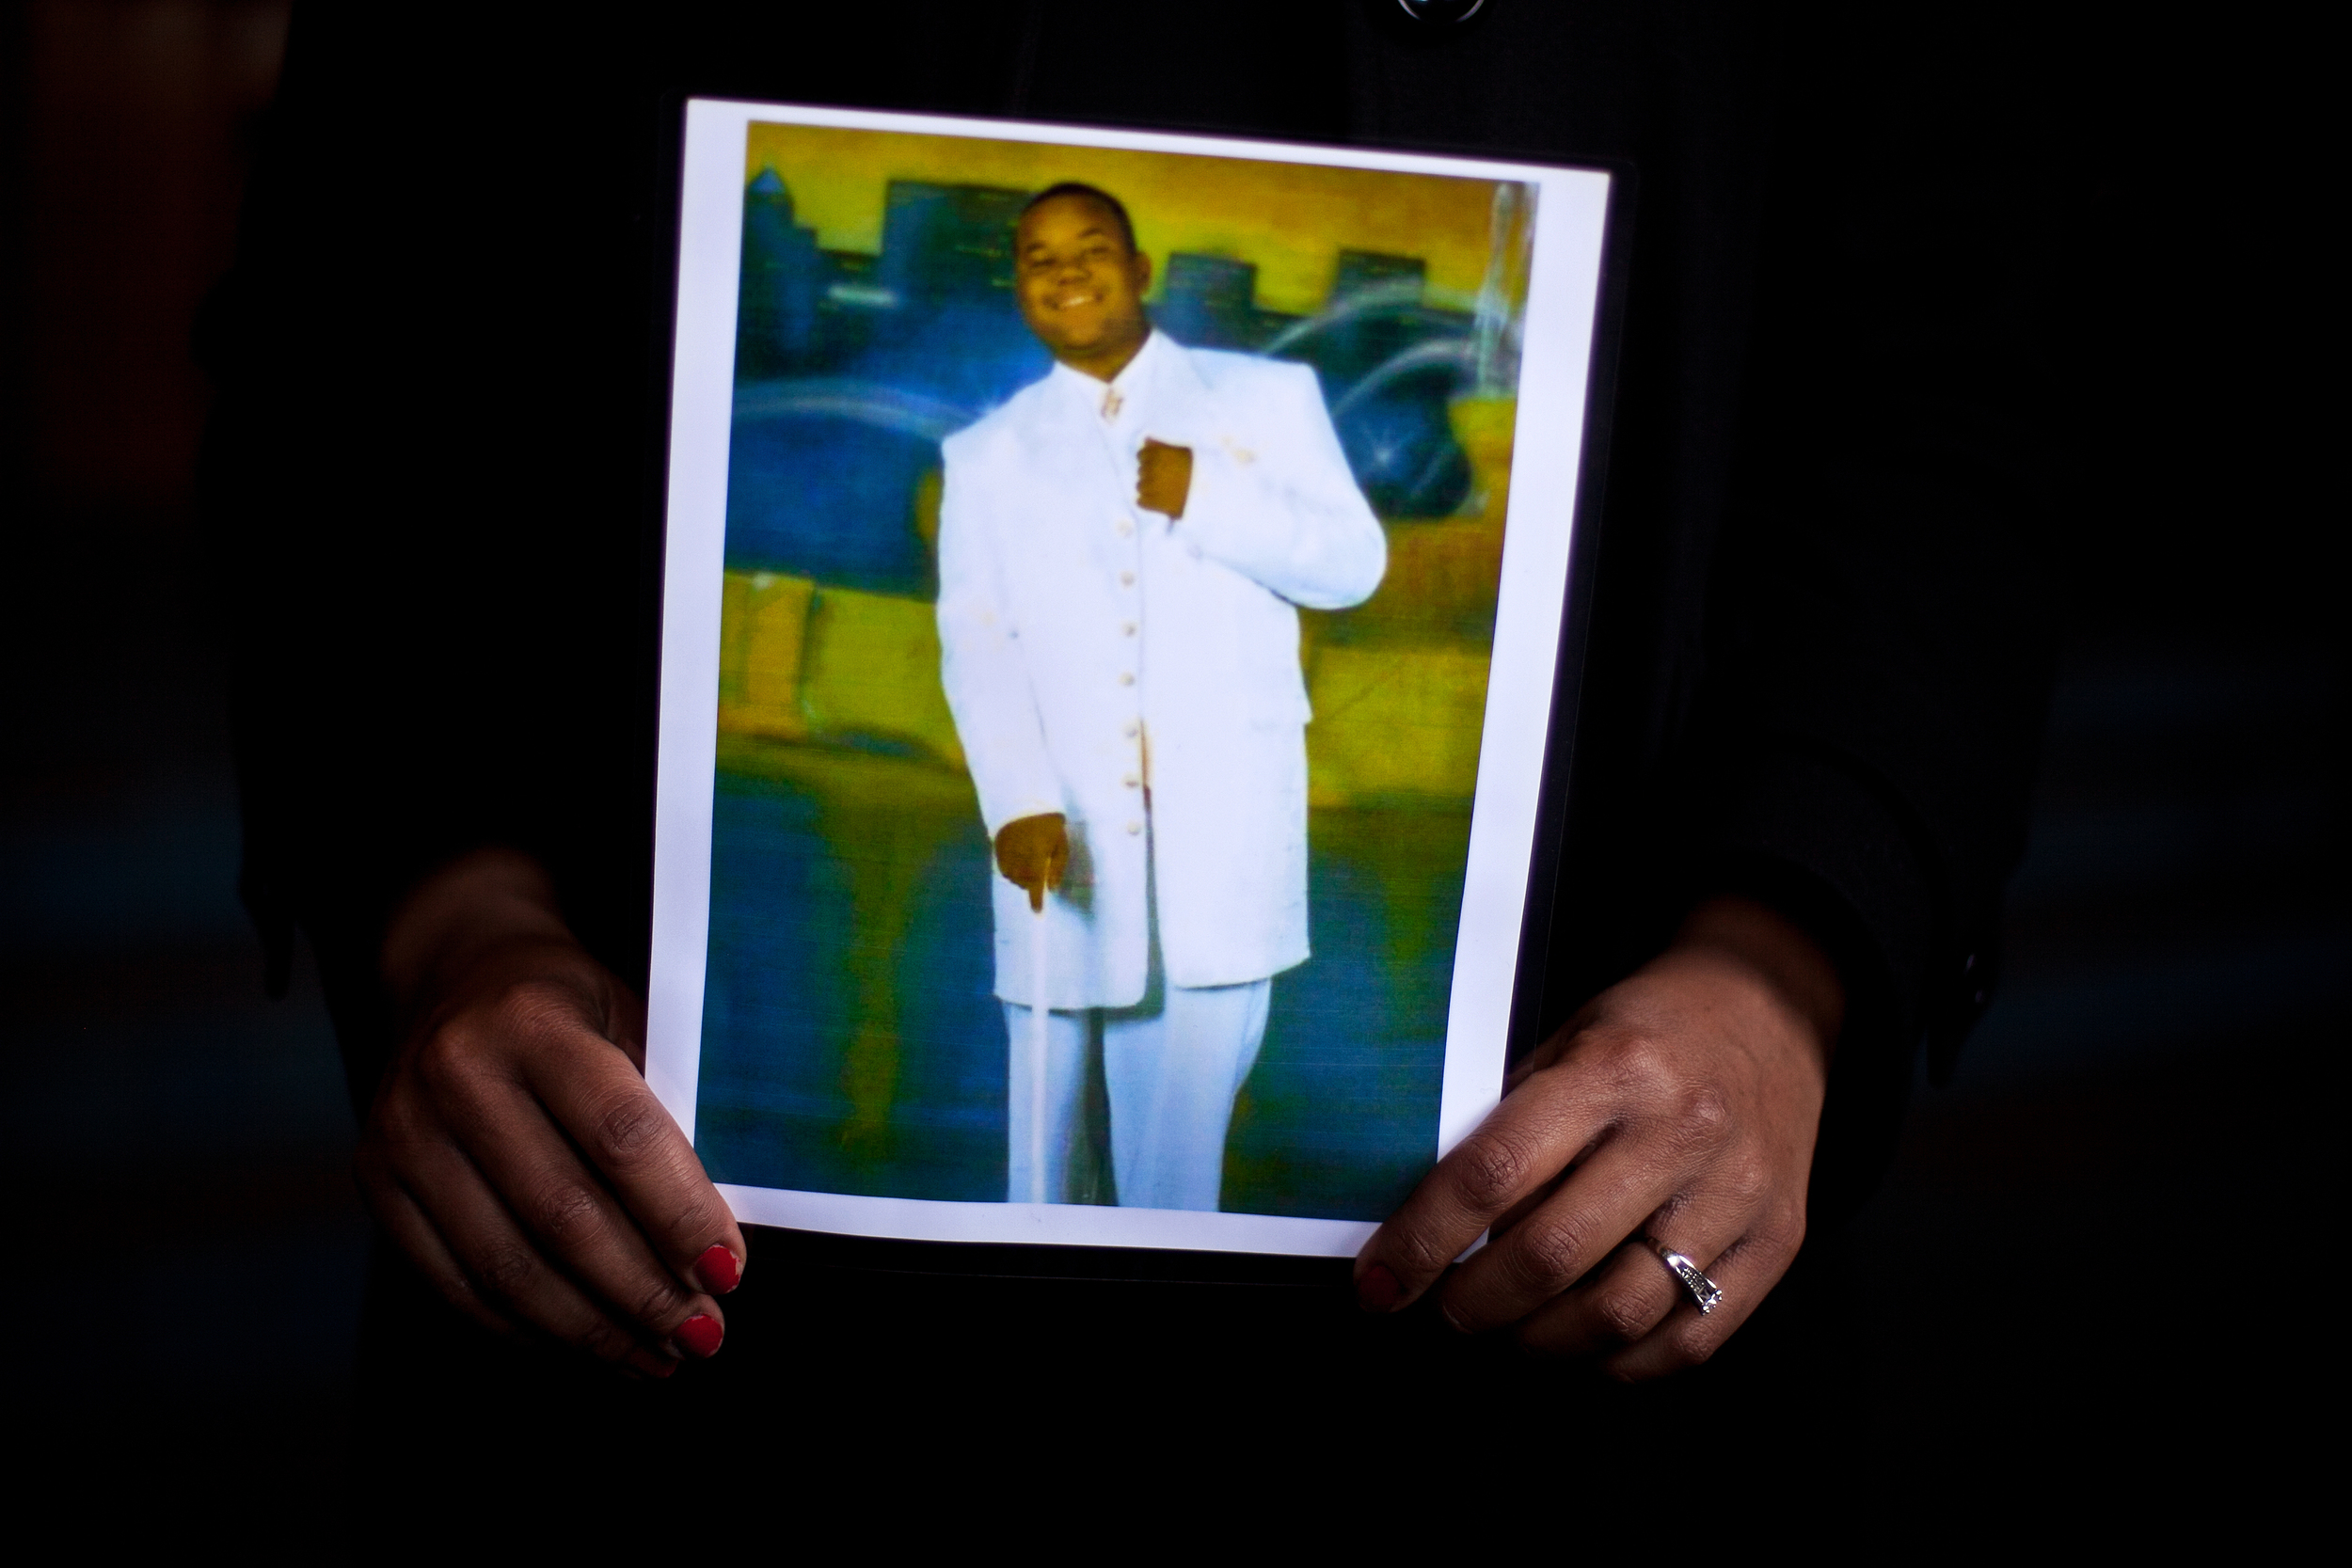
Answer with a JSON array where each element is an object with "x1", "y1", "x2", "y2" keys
[{"x1": 994, "y1": 813, "x2": 1070, "y2": 913}]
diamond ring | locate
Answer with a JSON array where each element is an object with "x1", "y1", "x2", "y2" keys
[{"x1": 1645, "y1": 1236, "x2": 1724, "y2": 1315}]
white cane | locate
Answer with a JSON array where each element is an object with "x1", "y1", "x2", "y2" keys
[{"x1": 1027, "y1": 898, "x2": 1050, "y2": 1205}]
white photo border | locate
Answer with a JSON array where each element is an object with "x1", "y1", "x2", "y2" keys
[{"x1": 648, "y1": 98, "x2": 1612, "y2": 1257}]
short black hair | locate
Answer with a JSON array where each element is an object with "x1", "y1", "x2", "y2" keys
[{"x1": 1018, "y1": 182, "x2": 1137, "y2": 254}]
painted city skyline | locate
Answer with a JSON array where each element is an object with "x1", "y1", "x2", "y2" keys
[
  {"x1": 725, "y1": 161, "x2": 1531, "y2": 595},
  {"x1": 698, "y1": 139, "x2": 1534, "y2": 1216}
]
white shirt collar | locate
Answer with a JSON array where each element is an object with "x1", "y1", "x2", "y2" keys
[{"x1": 1049, "y1": 327, "x2": 1176, "y2": 425}]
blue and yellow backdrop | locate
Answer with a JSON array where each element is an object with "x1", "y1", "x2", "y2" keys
[{"x1": 696, "y1": 124, "x2": 1532, "y2": 1218}]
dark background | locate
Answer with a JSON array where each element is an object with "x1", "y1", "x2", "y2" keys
[{"x1": 1, "y1": 0, "x2": 2338, "y2": 1538}]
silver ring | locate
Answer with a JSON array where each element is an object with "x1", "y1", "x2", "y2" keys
[{"x1": 1645, "y1": 1236, "x2": 1724, "y2": 1316}]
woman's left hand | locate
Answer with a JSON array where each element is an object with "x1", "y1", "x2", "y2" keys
[{"x1": 1353, "y1": 895, "x2": 1845, "y2": 1381}]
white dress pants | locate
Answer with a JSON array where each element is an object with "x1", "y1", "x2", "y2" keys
[{"x1": 1003, "y1": 977, "x2": 1270, "y2": 1212}]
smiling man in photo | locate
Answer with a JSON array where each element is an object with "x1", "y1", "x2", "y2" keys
[{"x1": 935, "y1": 182, "x2": 1387, "y2": 1210}]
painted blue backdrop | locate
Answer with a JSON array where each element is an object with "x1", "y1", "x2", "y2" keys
[{"x1": 693, "y1": 169, "x2": 1486, "y2": 1216}]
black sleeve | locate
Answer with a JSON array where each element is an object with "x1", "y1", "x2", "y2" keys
[
  {"x1": 1693, "y1": 8, "x2": 2066, "y2": 1211},
  {"x1": 194, "y1": 8, "x2": 677, "y2": 1101}
]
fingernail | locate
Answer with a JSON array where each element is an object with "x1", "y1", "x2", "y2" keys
[
  {"x1": 1358, "y1": 1261, "x2": 1403, "y2": 1312},
  {"x1": 674, "y1": 1313, "x2": 724, "y2": 1359},
  {"x1": 695, "y1": 1243, "x2": 741, "y2": 1294}
]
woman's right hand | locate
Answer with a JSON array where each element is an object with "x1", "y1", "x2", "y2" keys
[{"x1": 354, "y1": 848, "x2": 746, "y2": 1378}]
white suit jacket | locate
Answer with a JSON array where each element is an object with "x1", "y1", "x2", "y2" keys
[{"x1": 937, "y1": 331, "x2": 1386, "y2": 1006}]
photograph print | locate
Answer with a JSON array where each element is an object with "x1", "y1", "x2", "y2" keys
[{"x1": 648, "y1": 102, "x2": 1611, "y2": 1255}]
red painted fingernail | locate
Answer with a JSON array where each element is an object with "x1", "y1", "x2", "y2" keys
[
  {"x1": 1358, "y1": 1262, "x2": 1403, "y2": 1312},
  {"x1": 674, "y1": 1313, "x2": 723, "y2": 1359},
  {"x1": 695, "y1": 1243, "x2": 741, "y2": 1294}
]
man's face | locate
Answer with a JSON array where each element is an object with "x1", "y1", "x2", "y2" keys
[{"x1": 1014, "y1": 195, "x2": 1152, "y2": 370}]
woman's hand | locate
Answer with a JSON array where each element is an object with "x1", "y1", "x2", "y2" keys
[
  {"x1": 1354, "y1": 895, "x2": 1844, "y2": 1381},
  {"x1": 355, "y1": 848, "x2": 746, "y2": 1378}
]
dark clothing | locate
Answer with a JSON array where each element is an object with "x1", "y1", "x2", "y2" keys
[{"x1": 200, "y1": 0, "x2": 2059, "y2": 1493}]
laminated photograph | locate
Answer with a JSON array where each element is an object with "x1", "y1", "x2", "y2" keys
[{"x1": 646, "y1": 99, "x2": 1613, "y2": 1258}]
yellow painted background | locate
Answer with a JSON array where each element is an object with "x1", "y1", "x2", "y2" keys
[
  {"x1": 714, "y1": 124, "x2": 1527, "y2": 1169},
  {"x1": 743, "y1": 121, "x2": 1506, "y2": 315},
  {"x1": 723, "y1": 122, "x2": 1527, "y2": 809}
]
